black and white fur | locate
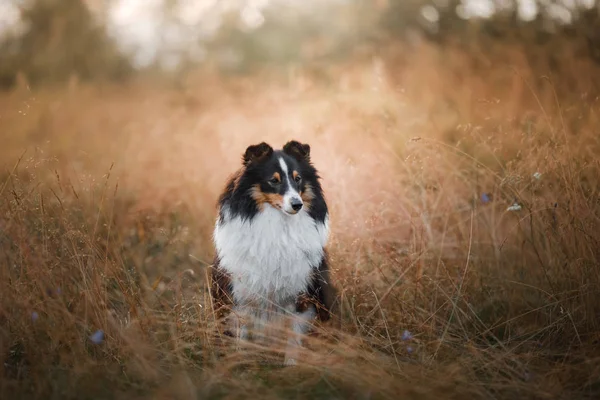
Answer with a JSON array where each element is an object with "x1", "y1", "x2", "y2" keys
[{"x1": 210, "y1": 140, "x2": 335, "y2": 365}]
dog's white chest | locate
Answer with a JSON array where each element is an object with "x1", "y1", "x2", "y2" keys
[{"x1": 214, "y1": 206, "x2": 329, "y2": 305}]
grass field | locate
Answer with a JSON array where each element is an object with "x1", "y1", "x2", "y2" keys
[{"x1": 1, "y1": 39, "x2": 600, "y2": 399}]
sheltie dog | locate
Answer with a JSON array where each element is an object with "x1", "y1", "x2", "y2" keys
[{"x1": 210, "y1": 140, "x2": 335, "y2": 365}]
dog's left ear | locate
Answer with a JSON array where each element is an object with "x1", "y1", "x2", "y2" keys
[
  {"x1": 243, "y1": 142, "x2": 273, "y2": 166},
  {"x1": 283, "y1": 140, "x2": 310, "y2": 162}
]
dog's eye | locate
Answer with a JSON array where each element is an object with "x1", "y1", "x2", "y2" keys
[
  {"x1": 269, "y1": 178, "x2": 280, "y2": 185},
  {"x1": 294, "y1": 175, "x2": 302, "y2": 183}
]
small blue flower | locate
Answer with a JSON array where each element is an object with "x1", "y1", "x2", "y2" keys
[
  {"x1": 406, "y1": 346, "x2": 414, "y2": 354},
  {"x1": 481, "y1": 193, "x2": 491, "y2": 204},
  {"x1": 401, "y1": 330, "x2": 413, "y2": 341},
  {"x1": 31, "y1": 312, "x2": 39, "y2": 322},
  {"x1": 89, "y1": 330, "x2": 104, "y2": 344},
  {"x1": 46, "y1": 288, "x2": 62, "y2": 296}
]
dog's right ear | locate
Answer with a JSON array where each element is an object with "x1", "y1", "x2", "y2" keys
[
  {"x1": 243, "y1": 142, "x2": 273, "y2": 166},
  {"x1": 283, "y1": 140, "x2": 311, "y2": 162}
]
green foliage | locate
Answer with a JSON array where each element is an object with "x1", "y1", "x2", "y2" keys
[
  {"x1": 1, "y1": 0, "x2": 600, "y2": 85},
  {"x1": 0, "y1": 0, "x2": 131, "y2": 89}
]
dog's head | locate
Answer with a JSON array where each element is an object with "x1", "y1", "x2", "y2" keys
[{"x1": 241, "y1": 140, "x2": 315, "y2": 215}]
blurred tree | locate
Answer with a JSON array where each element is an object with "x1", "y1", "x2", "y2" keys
[
  {"x1": 0, "y1": 0, "x2": 131, "y2": 89},
  {"x1": 377, "y1": 0, "x2": 599, "y2": 63},
  {"x1": 0, "y1": 0, "x2": 598, "y2": 86},
  {"x1": 201, "y1": 1, "x2": 378, "y2": 73}
]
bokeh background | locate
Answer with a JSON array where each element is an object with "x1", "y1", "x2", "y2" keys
[{"x1": 1, "y1": 1, "x2": 600, "y2": 399}]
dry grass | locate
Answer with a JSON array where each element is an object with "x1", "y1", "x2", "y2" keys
[{"x1": 1, "y1": 39, "x2": 600, "y2": 399}]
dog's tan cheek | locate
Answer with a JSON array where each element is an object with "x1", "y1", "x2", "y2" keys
[{"x1": 301, "y1": 184, "x2": 315, "y2": 210}]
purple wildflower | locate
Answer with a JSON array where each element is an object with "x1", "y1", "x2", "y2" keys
[
  {"x1": 406, "y1": 346, "x2": 414, "y2": 354},
  {"x1": 401, "y1": 330, "x2": 413, "y2": 341},
  {"x1": 89, "y1": 330, "x2": 104, "y2": 344},
  {"x1": 46, "y1": 288, "x2": 62, "y2": 296},
  {"x1": 31, "y1": 312, "x2": 39, "y2": 322},
  {"x1": 481, "y1": 193, "x2": 491, "y2": 204}
]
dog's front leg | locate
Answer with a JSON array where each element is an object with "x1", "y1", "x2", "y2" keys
[
  {"x1": 284, "y1": 305, "x2": 316, "y2": 366},
  {"x1": 229, "y1": 305, "x2": 250, "y2": 350}
]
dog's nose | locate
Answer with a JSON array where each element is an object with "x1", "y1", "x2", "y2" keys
[{"x1": 291, "y1": 198, "x2": 303, "y2": 211}]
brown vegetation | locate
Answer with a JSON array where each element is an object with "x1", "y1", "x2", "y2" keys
[{"x1": 1, "y1": 35, "x2": 599, "y2": 399}]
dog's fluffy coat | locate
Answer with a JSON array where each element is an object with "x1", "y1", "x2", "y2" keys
[{"x1": 211, "y1": 140, "x2": 335, "y2": 365}]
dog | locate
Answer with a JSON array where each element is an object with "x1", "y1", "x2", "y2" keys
[{"x1": 210, "y1": 140, "x2": 335, "y2": 365}]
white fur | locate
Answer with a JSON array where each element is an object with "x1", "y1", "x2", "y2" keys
[
  {"x1": 284, "y1": 305, "x2": 317, "y2": 365},
  {"x1": 279, "y1": 157, "x2": 303, "y2": 215},
  {"x1": 278, "y1": 157, "x2": 289, "y2": 176},
  {"x1": 214, "y1": 204, "x2": 329, "y2": 305}
]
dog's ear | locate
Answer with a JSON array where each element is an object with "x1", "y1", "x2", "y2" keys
[
  {"x1": 283, "y1": 140, "x2": 310, "y2": 162},
  {"x1": 243, "y1": 142, "x2": 273, "y2": 166}
]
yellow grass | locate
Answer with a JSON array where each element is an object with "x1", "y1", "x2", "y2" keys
[{"x1": 1, "y1": 39, "x2": 599, "y2": 399}]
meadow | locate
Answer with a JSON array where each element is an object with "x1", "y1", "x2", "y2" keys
[{"x1": 1, "y1": 37, "x2": 599, "y2": 399}]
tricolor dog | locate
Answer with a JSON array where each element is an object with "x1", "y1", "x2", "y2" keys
[{"x1": 211, "y1": 140, "x2": 335, "y2": 365}]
